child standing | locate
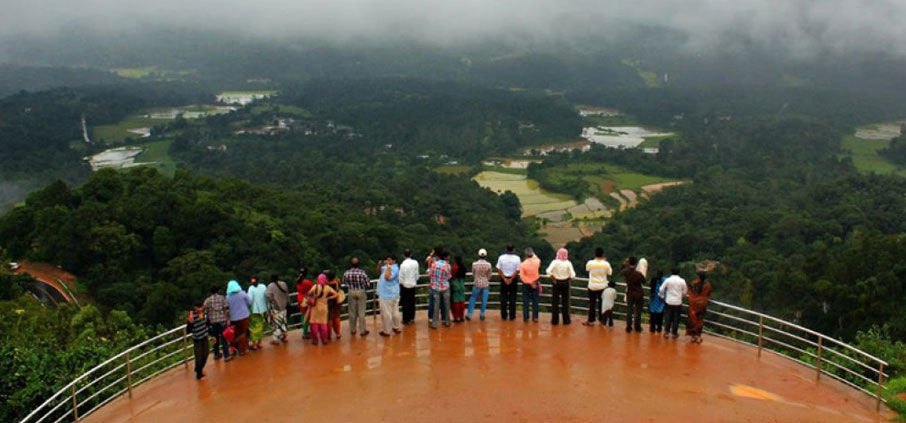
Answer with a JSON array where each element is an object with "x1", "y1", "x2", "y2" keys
[
  {"x1": 600, "y1": 281, "x2": 617, "y2": 327},
  {"x1": 451, "y1": 256, "x2": 467, "y2": 322},
  {"x1": 186, "y1": 301, "x2": 211, "y2": 380},
  {"x1": 649, "y1": 270, "x2": 666, "y2": 333}
]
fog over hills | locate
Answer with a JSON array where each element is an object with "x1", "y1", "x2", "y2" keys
[{"x1": 2, "y1": 0, "x2": 906, "y2": 59}]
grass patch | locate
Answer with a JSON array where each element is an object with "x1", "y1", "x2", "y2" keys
[
  {"x1": 882, "y1": 376, "x2": 906, "y2": 420},
  {"x1": 133, "y1": 140, "x2": 176, "y2": 177},
  {"x1": 93, "y1": 115, "x2": 162, "y2": 144},
  {"x1": 639, "y1": 134, "x2": 675, "y2": 148},
  {"x1": 435, "y1": 165, "x2": 471, "y2": 175},
  {"x1": 840, "y1": 135, "x2": 906, "y2": 176},
  {"x1": 583, "y1": 114, "x2": 640, "y2": 127},
  {"x1": 538, "y1": 162, "x2": 676, "y2": 196},
  {"x1": 621, "y1": 59, "x2": 660, "y2": 88},
  {"x1": 111, "y1": 66, "x2": 157, "y2": 79}
]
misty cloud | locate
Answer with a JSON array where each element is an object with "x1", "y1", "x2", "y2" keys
[{"x1": 3, "y1": 0, "x2": 906, "y2": 57}]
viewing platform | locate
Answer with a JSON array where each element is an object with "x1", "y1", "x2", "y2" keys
[
  {"x1": 83, "y1": 316, "x2": 891, "y2": 423},
  {"x1": 21, "y1": 277, "x2": 896, "y2": 422}
]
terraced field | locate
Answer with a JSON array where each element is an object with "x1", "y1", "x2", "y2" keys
[{"x1": 473, "y1": 171, "x2": 576, "y2": 217}]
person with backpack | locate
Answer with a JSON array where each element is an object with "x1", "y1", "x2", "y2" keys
[
  {"x1": 266, "y1": 274, "x2": 290, "y2": 344},
  {"x1": 186, "y1": 301, "x2": 211, "y2": 380},
  {"x1": 203, "y1": 285, "x2": 230, "y2": 360},
  {"x1": 308, "y1": 274, "x2": 340, "y2": 346}
]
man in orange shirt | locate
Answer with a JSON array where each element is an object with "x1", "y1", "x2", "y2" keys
[{"x1": 520, "y1": 248, "x2": 542, "y2": 322}]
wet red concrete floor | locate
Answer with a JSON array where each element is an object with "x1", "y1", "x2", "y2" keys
[{"x1": 85, "y1": 315, "x2": 895, "y2": 423}]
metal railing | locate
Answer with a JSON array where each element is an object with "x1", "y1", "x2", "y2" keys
[{"x1": 20, "y1": 274, "x2": 889, "y2": 423}]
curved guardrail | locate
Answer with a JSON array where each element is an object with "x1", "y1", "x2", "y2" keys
[{"x1": 20, "y1": 274, "x2": 889, "y2": 423}]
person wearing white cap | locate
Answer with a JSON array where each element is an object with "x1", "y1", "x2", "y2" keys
[{"x1": 467, "y1": 248, "x2": 492, "y2": 321}]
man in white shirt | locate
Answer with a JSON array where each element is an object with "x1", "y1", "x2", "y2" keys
[
  {"x1": 399, "y1": 249, "x2": 420, "y2": 325},
  {"x1": 496, "y1": 245, "x2": 522, "y2": 321},
  {"x1": 659, "y1": 268, "x2": 688, "y2": 339},
  {"x1": 584, "y1": 247, "x2": 612, "y2": 326}
]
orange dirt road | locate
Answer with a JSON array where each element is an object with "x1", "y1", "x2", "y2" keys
[{"x1": 85, "y1": 315, "x2": 894, "y2": 423}]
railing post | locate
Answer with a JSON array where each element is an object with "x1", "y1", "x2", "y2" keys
[
  {"x1": 125, "y1": 350, "x2": 133, "y2": 398},
  {"x1": 877, "y1": 363, "x2": 886, "y2": 411},
  {"x1": 757, "y1": 315, "x2": 764, "y2": 358},
  {"x1": 182, "y1": 327, "x2": 189, "y2": 370},
  {"x1": 70, "y1": 384, "x2": 79, "y2": 422},
  {"x1": 816, "y1": 337, "x2": 823, "y2": 380}
]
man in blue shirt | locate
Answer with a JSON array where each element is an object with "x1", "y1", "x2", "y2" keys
[{"x1": 377, "y1": 254, "x2": 402, "y2": 337}]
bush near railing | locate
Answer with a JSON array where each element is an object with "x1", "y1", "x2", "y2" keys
[
  {"x1": 882, "y1": 377, "x2": 906, "y2": 417},
  {"x1": 20, "y1": 327, "x2": 192, "y2": 423}
]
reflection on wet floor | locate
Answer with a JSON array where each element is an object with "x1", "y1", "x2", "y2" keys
[{"x1": 84, "y1": 315, "x2": 895, "y2": 423}]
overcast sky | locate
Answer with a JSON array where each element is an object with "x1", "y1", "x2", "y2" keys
[{"x1": 3, "y1": 0, "x2": 906, "y2": 57}]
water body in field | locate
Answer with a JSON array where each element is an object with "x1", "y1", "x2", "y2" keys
[{"x1": 582, "y1": 126, "x2": 673, "y2": 148}]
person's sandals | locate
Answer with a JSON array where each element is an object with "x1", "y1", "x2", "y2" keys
[
  {"x1": 360, "y1": 330, "x2": 370, "y2": 336},
  {"x1": 379, "y1": 332, "x2": 391, "y2": 337},
  {"x1": 393, "y1": 328, "x2": 402, "y2": 334}
]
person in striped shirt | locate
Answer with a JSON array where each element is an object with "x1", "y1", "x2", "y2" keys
[
  {"x1": 429, "y1": 250, "x2": 453, "y2": 329},
  {"x1": 467, "y1": 249, "x2": 492, "y2": 321},
  {"x1": 186, "y1": 301, "x2": 211, "y2": 380}
]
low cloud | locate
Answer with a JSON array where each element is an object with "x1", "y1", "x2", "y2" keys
[{"x1": 2, "y1": 0, "x2": 906, "y2": 57}]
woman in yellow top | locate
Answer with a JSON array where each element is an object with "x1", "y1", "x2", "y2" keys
[{"x1": 308, "y1": 274, "x2": 339, "y2": 346}]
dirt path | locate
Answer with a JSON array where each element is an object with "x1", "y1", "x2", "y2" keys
[
  {"x1": 609, "y1": 192, "x2": 628, "y2": 211},
  {"x1": 641, "y1": 181, "x2": 687, "y2": 194},
  {"x1": 620, "y1": 189, "x2": 638, "y2": 208}
]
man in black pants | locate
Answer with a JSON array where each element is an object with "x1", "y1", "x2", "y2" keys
[
  {"x1": 399, "y1": 249, "x2": 420, "y2": 324},
  {"x1": 496, "y1": 245, "x2": 521, "y2": 320},
  {"x1": 621, "y1": 256, "x2": 645, "y2": 333},
  {"x1": 659, "y1": 268, "x2": 687, "y2": 339},
  {"x1": 186, "y1": 301, "x2": 211, "y2": 380}
]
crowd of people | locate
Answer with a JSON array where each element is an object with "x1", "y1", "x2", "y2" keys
[{"x1": 185, "y1": 245, "x2": 712, "y2": 380}]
